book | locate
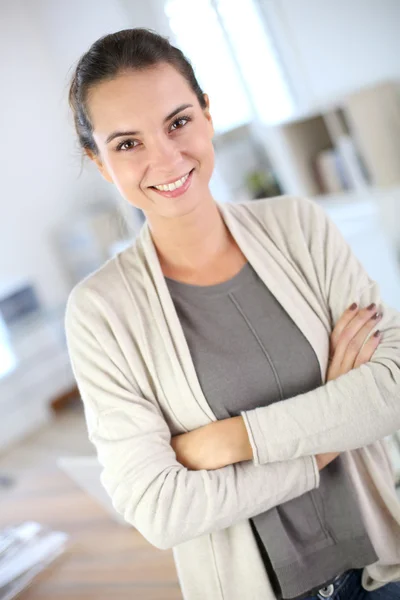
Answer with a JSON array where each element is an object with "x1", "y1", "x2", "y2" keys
[
  {"x1": 336, "y1": 134, "x2": 370, "y2": 191},
  {"x1": 314, "y1": 148, "x2": 345, "y2": 194}
]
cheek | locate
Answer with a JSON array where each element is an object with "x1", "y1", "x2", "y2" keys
[
  {"x1": 107, "y1": 154, "x2": 143, "y2": 187},
  {"x1": 199, "y1": 138, "x2": 215, "y2": 175},
  {"x1": 189, "y1": 130, "x2": 215, "y2": 170},
  {"x1": 102, "y1": 156, "x2": 149, "y2": 209}
]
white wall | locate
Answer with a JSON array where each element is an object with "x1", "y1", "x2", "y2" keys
[
  {"x1": 119, "y1": 0, "x2": 172, "y2": 36},
  {"x1": 261, "y1": 0, "x2": 400, "y2": 114},
  {"x1": 2, "y1": 0, "x2": 400, "y2": 311},
  {"x1": 0, "y1": 0, "x2": 159, "y2": 310}
]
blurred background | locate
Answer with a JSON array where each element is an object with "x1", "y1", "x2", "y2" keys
[{"x1": 1, "y1": 1, "x2": 400, "y2": 598}]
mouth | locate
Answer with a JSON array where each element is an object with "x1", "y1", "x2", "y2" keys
[{"x1": 149, "y1": 168, "x2": 195, "y2": 198}]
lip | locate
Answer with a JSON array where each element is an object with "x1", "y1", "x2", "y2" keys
[
  {"x1": 151, "y1": 170, "x2": 193, "y2": 188},
  {"x1": 149, "y1": 169, "x2": 194, "y2": 199}
]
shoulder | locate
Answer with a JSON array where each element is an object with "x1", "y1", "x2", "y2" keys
[
  {"x1": 66, "y1": 258, "x2": 117, "y2": 312},
  {"x1": 224, "y1": 194, "x2": 321, "y2": 220},
  {"x1": 65, "y1": 241, "x2": 138, "y2": 328},
  {"x1": 222, "y1": 195, "x2": 326, "y2": 237}
]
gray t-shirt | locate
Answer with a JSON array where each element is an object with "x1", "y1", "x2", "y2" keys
[{"x1": 166, "y1": 262, "x2": 377, "y2": 600}]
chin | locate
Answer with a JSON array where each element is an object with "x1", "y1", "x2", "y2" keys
[{"x1": 159, "y1": 194, "x2": 202, "y2": 220}]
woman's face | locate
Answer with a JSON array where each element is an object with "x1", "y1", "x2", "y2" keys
[{"x1": 87, "y1": 63, "x2": 215, "y2": 220}]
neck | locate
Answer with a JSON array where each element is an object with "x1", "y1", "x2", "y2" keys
[{"x1": 146, "y1": 195, "x2": 233, "y2": 277}]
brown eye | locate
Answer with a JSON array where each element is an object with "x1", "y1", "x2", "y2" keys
[
  {"x1": 170, "y1": 116, "x2": 191, "y2": 131},
  {"x1": 116, "y1": 139, "x2": 139, "y2": 152}
]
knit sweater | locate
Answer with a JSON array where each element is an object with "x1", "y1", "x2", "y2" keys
[
  {"x1": 65, "y1": 195, "x2": 400, "y2": 600},
  {"x1": 165, "y1": 262, "x2": 377, "y2": 599}
]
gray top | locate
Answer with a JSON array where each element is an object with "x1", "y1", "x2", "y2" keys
[{"x1": 166, "y1": 262, "x2": 377, "y2": 600}]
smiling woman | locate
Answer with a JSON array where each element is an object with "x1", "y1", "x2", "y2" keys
[
  {"x1": 85, "y1": 64, "x2": 214, "y2": 221},
  {"x1": 66, "y1": 27, "x2": 400, "y2": 600},
  {"x1": 69, "y1": 30, "x2": 247, "y2": 283},
  {"x1": 69, "y1": 31, "x2": 215, "y2": 227}
]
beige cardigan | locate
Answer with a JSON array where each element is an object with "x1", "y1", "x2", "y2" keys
[{"x1": 65, "y1": 195, "x2": 400, "y2": 600}]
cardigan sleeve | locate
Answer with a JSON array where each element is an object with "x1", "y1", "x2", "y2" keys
[
  {"x1": 241, "y1": 196, "x2": 400, "y2": 466},
  {"x1": 64, "y1": 285, "x2": 319, "y2": 550}
]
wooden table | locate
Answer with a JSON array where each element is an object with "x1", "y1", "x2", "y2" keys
[{"x1": 0, "y1": 467, "x2": 183, "y2": 599}]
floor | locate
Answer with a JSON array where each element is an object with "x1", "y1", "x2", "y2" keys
[
  {"x1": 0, "y1": 397, "x2": 183, "y2": 600},
  {"x1": 0, "y1": 398, "x2": 94, "y2": 480},
  {"x1": 1, "y1": 398, "x2": 400, "y2": 598}
]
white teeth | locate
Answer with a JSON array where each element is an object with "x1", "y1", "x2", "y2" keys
[{"x1": 154, "y1": 171, "x2": 190, "y2": 191}]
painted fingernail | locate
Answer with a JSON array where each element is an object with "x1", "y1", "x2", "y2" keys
[
  {"x1": 373, "y1": 330, "x2": 381, "y2": 337},
  {"x1": 349, "y1": 302, "x2": 357, "y2": 310},
  {"x1": 367, "y1": 303, "x2": 376, "y2": 310},
  {"x1": 372, "y1": 312, "x2": 381, "y2": 320}
]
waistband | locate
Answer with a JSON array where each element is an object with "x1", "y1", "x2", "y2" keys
[{"x1": 316, "y1": 568, "x2": 359, "y2": 599}]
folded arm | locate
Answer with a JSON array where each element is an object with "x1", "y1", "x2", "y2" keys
[
  {"x1": 241, "y1": 197, "x2": 400, "y2": 465},
  {"x1": 171, "y1": 297, "x2": 383, "y2": 471},
  {"x1": 65, "y1": 289, "x2": 319, "y2": 550}
]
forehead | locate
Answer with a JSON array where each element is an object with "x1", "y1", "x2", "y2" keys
[{"x1": 88, "y1": 63, "x2": 197, "y2": 133}]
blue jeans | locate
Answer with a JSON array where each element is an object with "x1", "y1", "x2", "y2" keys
[{"x1": 301, "y1": 568, "x2": 400, "y2": 599}]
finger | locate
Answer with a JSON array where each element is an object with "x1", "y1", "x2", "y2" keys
[
  {"x1": 330, "y1": 302, "x2": 359, "y2": 353},
  {"x1": 336, "y1": 315, "x2": 381, "y2": 372},
  {"x1": 332, "y1": 304, "x2": 381, "y2": 366},
  {"x1": 340, "y1": 311, "x2": 382, "y2": 372},
  {"x1": 354, "y1": 330, "x2": 382, "y2": 368}
]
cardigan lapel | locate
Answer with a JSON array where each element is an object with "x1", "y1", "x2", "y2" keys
[
  {"x1": 135, "y1": 201, "x2": 331, "y2": 433},
  {"x1": 137, "y1": 225, "x2": 217, "y2": 431},
  {"x1": 219, "y1": 202, "x2": 331, "y2": 382}
]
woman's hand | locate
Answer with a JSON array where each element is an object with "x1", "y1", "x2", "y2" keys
[
  {"x1": 316, "y1": 302, "x2": 382, "y2": 471},
  {"x1": 326, "y1": 302, "x2": 382, "y2": 381}
]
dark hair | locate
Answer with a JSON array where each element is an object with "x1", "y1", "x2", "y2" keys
[{"x1": 68, "y1": 28, "x2": 206, "y2": 155}]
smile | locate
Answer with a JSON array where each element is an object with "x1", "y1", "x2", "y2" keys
[
  {"x1": 152, "y1": 170, "x2": 193, "y2": 191},
  {"x1": 150, "y1": 169, "x2": 194, "y2": 198}
]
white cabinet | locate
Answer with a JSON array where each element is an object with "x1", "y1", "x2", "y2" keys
[
  {"x1": 315, "y1": 190, "x2": 400, "y2": 482},
  {"x1": 316, "y1": 190, "x2": 400, "y2": 311},
  {"x1": 0, "y1": 310, "x2": 76, "y2": 452}
]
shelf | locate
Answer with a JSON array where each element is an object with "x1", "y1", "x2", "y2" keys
[{"x1": 263, "y1": 80, "x2": 400, "y2": 198}]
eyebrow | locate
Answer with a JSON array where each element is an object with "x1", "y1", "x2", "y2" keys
[{"x1": 105, "y1": 103, "x2": 194, "y2": 144}]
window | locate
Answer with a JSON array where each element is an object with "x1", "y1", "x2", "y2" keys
[
  {"x1": 164, "y1": 0, "x2": 294, "y2": 133},
  {"x1": 165, "y1": 0, "x2": 251, "y2": 133}
]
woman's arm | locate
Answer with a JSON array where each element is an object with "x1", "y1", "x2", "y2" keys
[
  {"x1": 172, "y1": 299, "x2": 382, "y2": 470},
  {"x1": 171, "y1": 413, "x2": 253, "y2": 470},
  {"x1": 65, "y1": 285, "x2": 319, "y2": 551},
  {"x1": 241, "y1": 197, "x2": 400, "y2": 466}
]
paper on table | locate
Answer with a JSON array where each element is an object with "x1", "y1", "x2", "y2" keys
[
  {"x1": 0, "y1": 522, "x2": 68, "y2": 599},
  {"x1": 0, "y1": 546, "x2": 66, "y2": 600},
  {"x1": 0, "y1": 531, "x2": 68, "y2": 587}
]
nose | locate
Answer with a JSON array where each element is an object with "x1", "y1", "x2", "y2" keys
[{"x1": 148, "y1": 135, "x2": 181, "y2": 173}]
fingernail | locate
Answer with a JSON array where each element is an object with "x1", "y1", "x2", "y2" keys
[
  {"x1": 367, "y1": 303, "x2": 376, "y2": 310},
  {"x1": 372, "y1": 312, "x2": 381, "y2": 320},
  {"x1": 373, "y1": 330, "x2": 381, "y2": 337},
  {"x1": 349, "y1": 302, "x2": 357, "y2": 310}
]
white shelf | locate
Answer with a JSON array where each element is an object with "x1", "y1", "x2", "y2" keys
[
  {"x1": 262, "y1": 81, "x2": 400, "y2": 197},
  {"x1": 0, "y1": 310, "x2": 76, "y2": 453}
]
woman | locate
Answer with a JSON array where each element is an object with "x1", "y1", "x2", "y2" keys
[{"x1": 65, "y1": 28, "x2": 400, "y2": 600}]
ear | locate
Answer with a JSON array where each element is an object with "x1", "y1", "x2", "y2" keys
[
  {"x1": 85, "y1": 148, "x2": 113, "y2": 184},
  {"x1": 202, "y1": 93, "x2": 214, "y2": 136}
]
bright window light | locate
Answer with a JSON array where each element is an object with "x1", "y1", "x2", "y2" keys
[
  {"x1": 164, "y1": 0, "x2": 294, "y2": 131},
  {"x1": 165, "y1": 0, "x2": 252, "y2": 133},
  {"x1": 216, "y1": 0, "x2": 295, "y2": 124}
]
